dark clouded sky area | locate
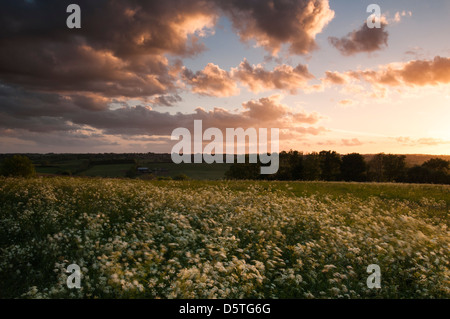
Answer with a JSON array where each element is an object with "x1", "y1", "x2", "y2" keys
[{"x1": 0, "y1": 0, "x2": 449, "y2": 154}]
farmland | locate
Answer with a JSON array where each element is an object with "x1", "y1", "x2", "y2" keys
[
  {"x1": 30, "y1": 157, "x2": 231, "y2": 180},
  {"x1": 0, "y1": 177, "x2": 448, "y2": 298}
]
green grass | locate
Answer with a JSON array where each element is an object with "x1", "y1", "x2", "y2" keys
[
  {"x1": 35, "y1": 160, "x2": 89, "y2": 175},
  {"x1": 147, "y1": 179, "x2": 450, "y2": 205},
  {"x1": 140, "y1": 162, "x2": 232, "y2": 180},
  {"x1": 34, "y1": 160, "x2": 231, "y2": 179},
  {"x1": 80, "y1": 164, "x2": 134, "y2": 178}
]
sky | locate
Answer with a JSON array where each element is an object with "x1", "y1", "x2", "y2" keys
[{"x1": 0, "y1": 0, "x2": 449, "y2": 155}]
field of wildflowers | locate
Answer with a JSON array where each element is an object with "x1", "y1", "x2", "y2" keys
[{"x1": 0, "y1": 177, "x2": 448, "y2": 298}]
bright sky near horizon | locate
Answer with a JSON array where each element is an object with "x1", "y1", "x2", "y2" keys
[{"x1": 0, "y1": 0, "x2": 449, "y2": 154}]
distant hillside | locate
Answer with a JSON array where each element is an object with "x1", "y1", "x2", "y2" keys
[{"x1": 363, "y1": 154, "x2": 450, "y2": 167}]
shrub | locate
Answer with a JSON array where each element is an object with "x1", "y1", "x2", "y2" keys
[{"x1": 0, "y1": 155, "x2": 36, "y2": 177}]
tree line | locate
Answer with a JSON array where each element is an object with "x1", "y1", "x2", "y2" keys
[
  {"x1": 2, "y1": 152, "x2": 450, "y2": 184},
  {"x1": 225, "y1": 151, "x2": 450, "y2": 184}
]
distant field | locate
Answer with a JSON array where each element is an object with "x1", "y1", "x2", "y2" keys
[
  {"x1": 139, "y1": 162, "x2": 232, "y2": 180},
  {"x1": 34, "y1": 160, "x2": 231, "y2": 179},
  {"x1": 81, "y1": 164, "x2": 134, "y2": 178},
  {"x1": 34, "y1": 160, "x2": 89, "y2": 175},
  {"x1": 0, "y1": 177, "x2": 448, "y2": 299}
]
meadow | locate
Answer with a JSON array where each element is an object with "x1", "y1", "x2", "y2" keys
[
  {"x1": 0, "y1": 177, "x2": 448, "y2": 298},
  {"x1": 34, "y1": 160, "x2": 231, "y2": 180}
]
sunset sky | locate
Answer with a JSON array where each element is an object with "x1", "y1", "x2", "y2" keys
[{"x1": 1, "y1": 0, "x2": 449, "y2": 155}]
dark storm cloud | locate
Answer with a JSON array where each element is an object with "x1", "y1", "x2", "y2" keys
[
  {"x1": 0, "y1": 0, "x2": 333, "y2": 151},
  {"x1": 329, "y1": 22, "x2": 389, "y2": 56},
  {"x1": 0, "y1": 84, "x2": 107, "y2": 118},
  {"x1": 0, "y1": 0, "x2": 218, "y2": 97},
  {"x1": 0, "y1": 128, "x2": 119, "y2": 151},
  {"x1": 216, "y1": 0, "x2": 334, "y2": 55},
  {"x1": 0, "y1": 0, "x2": 334, "y2": 98},
  {"x1": 0, "y1": 0, "x2": 217, "y2": 57},
  {"x1": 0, "y1": 84, "x2": 324, "y2": 140},
  {"x1": 151, "y1": 95, "x2": 183, "y2": 107},
  {"x1": 69, "y1": 96, "x2": 323, "y2": 137}
]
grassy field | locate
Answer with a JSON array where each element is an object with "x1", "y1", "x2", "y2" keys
[
  {"x1": 0, "y1": 177, "x2": 448, "y2": 298},
  {"x1": 139, "y1": 162, "x2": 232, "y2": 180},
  {"x1": 35, "y1": 160, "x2": 89, "y2": 175},
  {"x1": 34, "y1": 160, "x2": 231, "y2": 179},
  {"x1": 81, "y1": 164, "x2": 134, "y2": 178}
]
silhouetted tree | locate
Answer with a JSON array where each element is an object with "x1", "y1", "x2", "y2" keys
[
  {"x1": 382, "y1": 154, "x2": 407, "y2": 182},
  {"x1": 271, "y1": 150, "x2": 303, "y2": 180},
  {"x1": 367, "y1": 153, "x2": 406, "y2": 182},
  {"x1": 367, "y1": 154, "x2": 385, "y2": 182},
  {"x1": 340, "y1": 153, "x2": 367, "y2": 181},
  {"x1": 302, "y1": 152, "x2": 321, "y2": 180},
  {"x1": 319, "y1": 151, "x2": 341, "y2": 181},
  {"x1": 407, "y1": 165, "x2": 431, "y2": 184},
  {"x1": 289, "y1": 150, "x2": 303, "y2": 180},
  {"x1": 0, "y1": 155, "x2": 36, "y2": 177},
  {"x1": 422, "y1": 158, "x2": 449, "y2": 172},
  {"x1": 410, "y1": 158, "x2": 450, "y2": 184}
]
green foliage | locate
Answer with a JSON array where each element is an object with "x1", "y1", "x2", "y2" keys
[
  {"x1": 408, "y1": 158, "x2": 450, "y2": 184},
  {"x1": 367, "y1": 154, "x2": 407, "y2": 182},
  {"x1": 302, "y1": 152, "x2": 321, "y2": 180},
  {"x1": 0, "y1": 155, "x2": 36, "y2": 177},
  {"x1": 422, "y1": 158, "x2": 449, "y2": 172},
  {"x1": 270, "y1": 150, "x2": 303, "y2": 180},
  {"x1": 318, "y1": 151, "x2": 341, "y2": 181},
  {"x1": 224, "y1": 151, "x2": 450, "y2": 185},
  {"x1": 341, "y1": 153, "x2": 367, "y2": 181},
  {"x1": 382, "y1": 154, "x2": 407, "y2": 182}
]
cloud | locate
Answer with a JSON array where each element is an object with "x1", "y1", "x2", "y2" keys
[
  {"x1": 294, "y1": 126, "x2": 328, "y2": 135},
  {"x1": 393, "y1": 10, "x2": 412, "y2": 23},
  {"x1": 395, "y1": 137, "x2": 450, "y2": 146},
  {"x1": 344, "y1": 56, "x2": 450, "y2": 87},
  {"x1": 0, "y1": 84, "x2": 106, "y2": 120},
  {"x1": 0, "y1": 0, "x2": 336, "y2": 103},
  {"x1": 323, "y1": 71, "x2": 347, "y2": 85},
  {"x1": 232, "y1": 59, "x2": 314, "y2": 94},
  {"x1": 181, "y1": 59, "x2": 316, "y2": 96},
  {"x1": 341, "y1": 138, "x2": 363, "y2": 146},
  {"x1": 181, "y1": 63, "x2": 239, "y2": 97},
  {"x1": 0, "y1": 0, "x2": 220, "y2": 100},
  {"x1": 0, "y1": 128, "x2": 118, "y2": 148},
  {"x1": 148, "y1": 94, "x2": 183, "y2": 107},
  {"x1": 217, "y1": 0, "x2": 335, "y2": 55},
  {"x1": 320, "y1": 56, "x2": 450, "y2": 102},
  {"x1": 338, "y1": 99, "x2": 356, "y2": 107},
  {"x1": 329, "y1": 22, "x2": 389, "y2": 56},
  {"x1": 0, "y1": 42, "x2": 177, "y2": 98},
  {"x1": 397, "y1": 56, "x2": 450, "y2": 86},
  {"x1": 0, "y1": 0, "x2": 337, "y2": 152},
  {"x1": 0, "y1": 85, "x2": 325, "y2": 142}
]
